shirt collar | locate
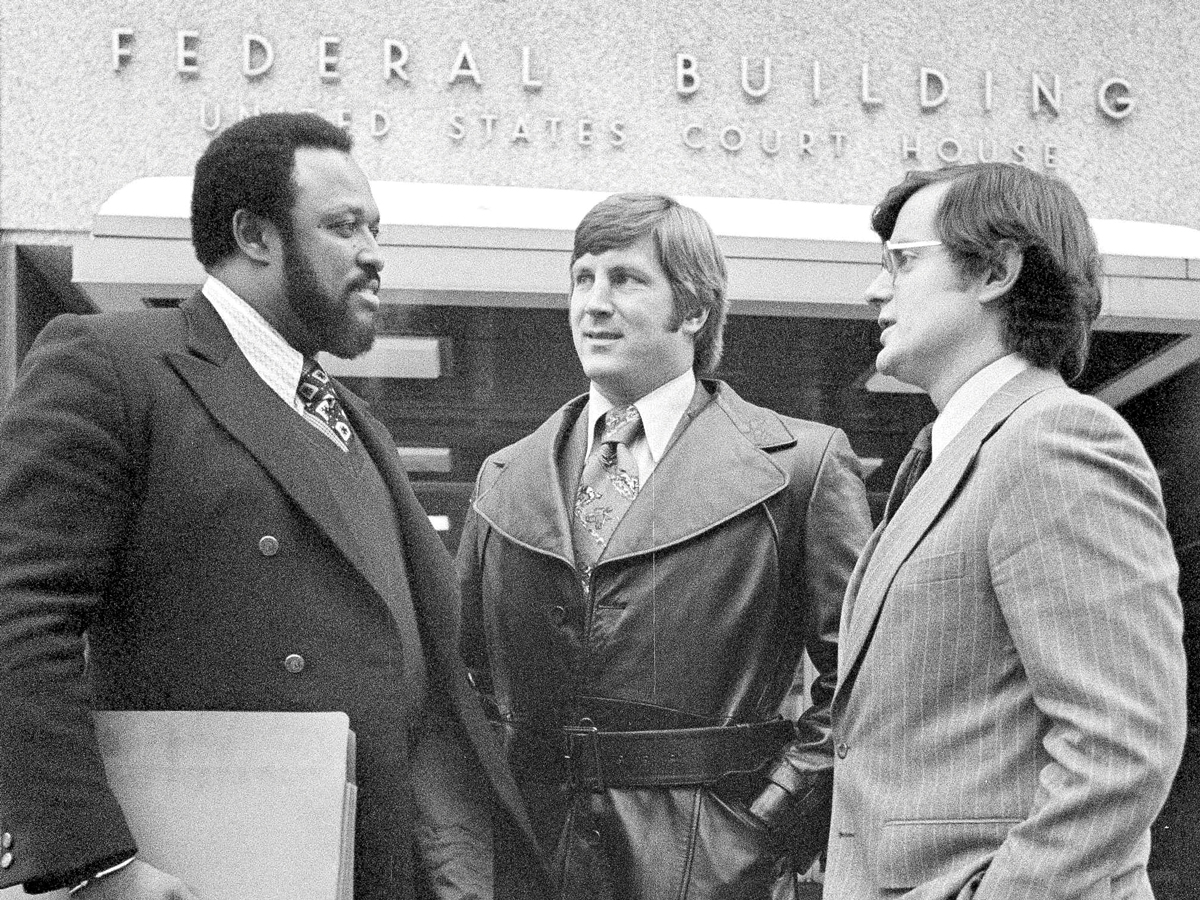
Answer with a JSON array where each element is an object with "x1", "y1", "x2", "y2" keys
[
  {"x1": 202, "y1": 275, "x2": 304, "y2": 408},
  {"x1": 931, "y1": 352, "x2": 1032, "y2": 460},
  {"x1": 586, "y1": 368, "x2": 697, "y2": 461}
]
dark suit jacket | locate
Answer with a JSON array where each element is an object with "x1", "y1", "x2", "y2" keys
[{"x1": 0, "y1": 294, "x2": 545, "y2": 898}]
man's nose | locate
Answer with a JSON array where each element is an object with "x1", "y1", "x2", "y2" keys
[
  {"x1": 582, "y1": 279, "x2": 613, "y2": 314},
  {"x1": 358, "y1": 230, "x2": 385, "y2": 273},
  {"x1": 864, "y1": 268, "x2": 891, "y2": 307}
]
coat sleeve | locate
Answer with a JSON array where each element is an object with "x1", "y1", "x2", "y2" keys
[
  {"x1": 410, "y1": 705, "x2": 496, "y2": 900},
  {"x1": 456, "y1": 475, "x2": 489, "y2": 684},
  {"x1": 454, "y1": 468, "x2": 512, "y2": 742},
  {"x1": 759, "y1": 429, "x2": 872, "y2": 834},
  {"x1": 393, "y1": 456, "x2": 514, "y2": 899},
  {"x1": 974, "y1": 398, "x2": 1186, "y2": 898},
  {"x1": 0, "y1": 315, "x2": 140, "y2": 890}
]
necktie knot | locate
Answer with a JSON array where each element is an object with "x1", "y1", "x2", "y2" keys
[
  {"x1": 599, "y1": 405, "x2": 642, "y2": 446},
  {"x1": 298, "y1": 357, "x2": 355, "y2": 452},
  {"x1": 910, "y1": 422, "x2": 933, "y2": 455}
]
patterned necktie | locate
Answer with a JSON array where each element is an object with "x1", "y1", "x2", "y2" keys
[
  {"x1": 573, "y1": 405, "x2": 643, "y2": 570},
  {"x1": 297, "y1": 357, "x2": 355, "y2": 452},
  {"x1": 882, "y1": 423, "x2": 933, "y2": 526}
]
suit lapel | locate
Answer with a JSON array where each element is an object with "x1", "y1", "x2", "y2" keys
[
  {"x1": 165, "y1": 295, "x2": 384, "y2": 607},
  {"x1": 472, "y1": 397, "x2": 587, "y2": 566},
  {"x1": 837, "y1": 522, "x2": 887, "y2": 681},
  {"x1": 335, "y1": 351, "x2": 544, "y2": 845},
  {"x1": 837, "y1": 367, "x2": 1066, "y2": 687},
  {"x1": 603, "y1": 380, "x2": 792, "y2": 561},
  {"x1": 338, "y1": 386, "x2": 457, "y2": 633}
]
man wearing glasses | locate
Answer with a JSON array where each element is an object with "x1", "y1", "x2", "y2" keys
[{"x1": 824, "y1": 163, "x2": 1186, "y2": 899}]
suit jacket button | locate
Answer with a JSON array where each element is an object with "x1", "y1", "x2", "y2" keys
[
  {"x1": 1, "y1": 832, "x2": 10, "y2": 849},
  {"x1": 0, "y1": 851, "x2": 11, "y2": 869},
  {"x1": 836, "y1": 742, "x2": 849, "y2": 759},
  {"x1": 550, "y1": 605, "x2": 567, "y2": 626},
  {"x1": 259, "y1": 536, "x2": 280, "y2": 557},
  {"x1": 283, "y1": 653, "x2": 305, "y2": 674}
]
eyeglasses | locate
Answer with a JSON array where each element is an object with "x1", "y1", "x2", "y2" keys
[{"x1": 881, "y1": 239, "x2": 944, "y2": 278}]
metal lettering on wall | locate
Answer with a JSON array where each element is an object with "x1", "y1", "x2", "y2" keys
[{"x1": 112, "y1": 30, "x2": 1139, "y2": 169}]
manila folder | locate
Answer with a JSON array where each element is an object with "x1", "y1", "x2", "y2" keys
[{"x1": 92, "y1": 710, "x2": 356, "y2": 900}]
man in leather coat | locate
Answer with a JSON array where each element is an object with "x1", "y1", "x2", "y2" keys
[{"x1": 457, "y1": 193, "x2": 872, "y2": 899}]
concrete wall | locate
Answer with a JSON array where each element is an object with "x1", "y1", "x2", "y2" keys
[{"x1": 3, "y1": 0, "x2": 1199, "y2": 233}]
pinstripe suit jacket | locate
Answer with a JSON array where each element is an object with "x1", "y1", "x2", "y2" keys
[{"x1": 824, "y1": 367, "x2": 1187, "y2": 900}]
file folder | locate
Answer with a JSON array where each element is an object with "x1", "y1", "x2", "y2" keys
[{"x1": 1, "y1": 710, "x2": 356, "y2": 900}]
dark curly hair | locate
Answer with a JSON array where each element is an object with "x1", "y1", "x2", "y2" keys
[{"x1": 191, "y1": 113, "x2": 353, "y2": 268}]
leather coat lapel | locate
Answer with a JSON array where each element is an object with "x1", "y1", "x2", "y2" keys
[
  {"x1": 165, "y1": 295, "x2": 377, "y2": 602},
  {"x1": 474, "y1": 381, "x2": 796, "y2": 564},
  {"x1": 603, "y1": 381, "x2": 792, "y2": 561},
  {"x1": 472, "y1": 396, "x2": 587, "y2": 565},
  {"x1": 837, "y1": 367, "x2": 1065, "y2": 686}
]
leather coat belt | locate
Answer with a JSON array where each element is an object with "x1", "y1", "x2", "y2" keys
[{"x1": 562, "y1": 718, "x2": 795, "y2": 790}]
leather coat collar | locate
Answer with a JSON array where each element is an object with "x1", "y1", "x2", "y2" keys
[{"x1": 473, "y1": 379, "x2": 798, "y2": 566}]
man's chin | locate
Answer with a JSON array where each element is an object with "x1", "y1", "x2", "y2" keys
[
  {"x1": 874, "y1": 354, "x2": 924, "y2": 393},
  {"x1": 578, "y1": 349, "x2": 618, "y2": 380},
  {"x1": 325, "y1": 326, "x2": 377, "y2": 360},
  {"x1": 874, "y1": 349, "x2": 900, "y2": 379}
]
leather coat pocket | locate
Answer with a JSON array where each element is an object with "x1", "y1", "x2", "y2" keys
[{"x1": 682, "y1": 787, "x2": 781, "y2": 899}]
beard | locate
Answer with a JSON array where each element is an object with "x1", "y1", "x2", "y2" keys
[{"x1": 282, "y1": 236, "x2": 377, "y2": 359}]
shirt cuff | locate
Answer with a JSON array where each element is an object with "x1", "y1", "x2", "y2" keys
[{"x1": 65, "y1": 854, "x2": 136, "y2": 895}]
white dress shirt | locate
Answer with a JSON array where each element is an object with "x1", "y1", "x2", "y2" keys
[
  {"x1": 931, "y1": 352, "x2": 1032, "y2": 461},
  {"x1": 585, "y1": 369, "x2": 697, "y2": 481},
  {"x1": 202, "y1": 276, "x2": 310, "y2": 418}
]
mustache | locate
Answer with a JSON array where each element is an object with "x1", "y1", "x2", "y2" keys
[{"x1": 350, "y1": 266, "x2": 381, "y2": 291}]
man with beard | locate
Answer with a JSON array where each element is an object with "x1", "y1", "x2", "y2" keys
[{"x1": 0, "y1": 113, "x2": 546, "y2": 900}]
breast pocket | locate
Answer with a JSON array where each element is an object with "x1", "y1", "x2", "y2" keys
[{"x1": 893, "y1": 550, "x2": 971, "y2": 587}]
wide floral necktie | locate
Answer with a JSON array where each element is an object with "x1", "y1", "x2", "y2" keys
[
  {"x1": 297, "y1": 357, "x2": 355, "y2": 453},
  {"x1": 572, "y1": 405, "x2": 643, "y2": 570}
]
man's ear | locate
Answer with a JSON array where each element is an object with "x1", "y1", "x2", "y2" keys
[
  {"x1": 231, "y1": 209, "x2": 276, "y2": 265},
  {"x1": 680, "y1": 307, "x2": 709, "y2": 337},
  {"x1": 979, "y1": 242, "x2": 1023, "y2": 305}
]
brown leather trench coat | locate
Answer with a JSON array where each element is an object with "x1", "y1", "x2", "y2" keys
[{"x1": 458, "y1": 381, "x2": 872, "y2": 899}]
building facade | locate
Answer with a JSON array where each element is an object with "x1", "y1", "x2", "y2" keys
[{"x1": 2, "y1": 1, "x2": 1198, "y2": 891}]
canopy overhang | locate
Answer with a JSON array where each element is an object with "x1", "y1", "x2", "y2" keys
[{"x1": 74, "y1": 178, "x2": 1200, "y2": 404}]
